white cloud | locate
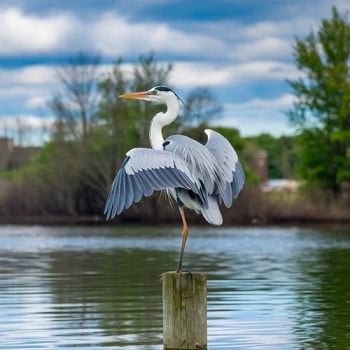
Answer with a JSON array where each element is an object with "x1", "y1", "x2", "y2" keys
[
  {"x1": 0, "y1": 115, "x2": 55, "y2": 145},
  {"x1": 0, "y1": 1, "x2": 347, "y2": 61},
  {"x1": 0, "y1": 66, "x2": 57, "y2": 108},
  {"x1": 231, "y1": 37, "x2": 293, "y2": 61},
  {"x1": 25, "y1": 96, "x2": 48, "y2": 108},
  {"x1": 0, "y1": 66, "x2": 57, "y2": 86},
  {"x1": 170, "y1": 61, "x2": 299, "y2": 88},
  {"x1": 170, "y1": 62, "x2": 232, "y2": 87},
  {"x1": 0, "y1": 0, "x2": 344, "y2": 141},
  {"x1": 212, "y1": 94, "x2": 296, "y2": 136},
  {"x1": 88, "y1": 11, "x2": 226, "y2": 58},
  {"x1": 229, "y1": 61, "x2": 299, "y2": 83},
  {"x1": 0, "y1": 7, "x2": 262, "y2": 61},
  {"x1": 0, "y1": 7, "x2": 73, "y2": 54},
  {"x1": 225, "y1": 94, "x2": 295, "y2": 112},
  {"x1": 0, "y1": 115, "x2": 54, "y2": 129},
  {"x1": 0, "y1": 5, "x2": 313, "y2": 65}
]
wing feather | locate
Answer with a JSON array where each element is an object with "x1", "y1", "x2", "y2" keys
[
  {"x1": 205, "y1": 129, "x2": 245, "y2": 207},
  {"x1": 128, "y1": 175, "x2": 143, "y2": 203},
  {"x1": 104, "y1": 148, "x2": 204, "y2": 219},
  {"x1": 124, "y1": 175, "x2": 134, "y2": 210}
]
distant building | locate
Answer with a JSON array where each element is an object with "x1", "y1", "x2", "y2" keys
[
  {"x1": 254, "y1": 149, "x2": 300, "y2": 192},
  {"x1": 254, "y1": 150, "x2": 268, "y2": 186},
  {"x1": 0, "y1": 137, "x2": 41, "y2": 171}
]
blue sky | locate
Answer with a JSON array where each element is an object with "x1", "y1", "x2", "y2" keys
[{"x1": 0, "y1": 0, "x2": 348, "y2": 144}]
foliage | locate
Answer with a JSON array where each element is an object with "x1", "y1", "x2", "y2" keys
[
  {"x1": 244, "y1": 133, "x2": 298, "y2": 179},
  {"x1": 0, "y1": 53, "x2": 230, "y2": 218},
  {"x1": 287, "y1": 6, "x2": 350, "y2": 196},
  {"x1": 4, "y1": 45, "x2": 344, "y2": 221},
  {"x1": 98, "y1": 54, "x2": 173, "y2": 171}
]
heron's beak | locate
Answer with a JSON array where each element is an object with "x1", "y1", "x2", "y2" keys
[{"x1": 119, "y1": 91, "x2": 149, "y2": 99}]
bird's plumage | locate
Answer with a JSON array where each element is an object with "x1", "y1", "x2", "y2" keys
[
  {"x1": 104, "y1": 128, "x2": 245, "y2": 225},
  {"x1": 104, "y1": 147, "x2": 207, "y2": 219},
  {"x1": 104, "y1": 85, "x2": 245, "y2": 271}
]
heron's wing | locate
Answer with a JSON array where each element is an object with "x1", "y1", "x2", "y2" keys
[
  {"x1": 204, "y1": 129, "x2": 245, "y2": 207},
  {"x1": 165, "y1": 135, "x2": 219, "y2": 195},
  {"x1": 104, "y1": 148, "x2": 205, "y2": 219}
]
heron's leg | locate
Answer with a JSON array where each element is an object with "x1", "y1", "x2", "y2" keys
[{"x1": 176, "y1": 206, "x2": 188, "y2": 273}]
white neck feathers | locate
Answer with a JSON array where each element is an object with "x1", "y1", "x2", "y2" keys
[{"x1": 149, "y1": 94, "x2": 179, "y2": 150}]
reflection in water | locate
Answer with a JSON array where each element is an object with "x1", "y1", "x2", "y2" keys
[
  {"x1": 0, "y1": 225, "x2": 349, "y2": 349},
  {"x1": 292, "y1": 233, "x2": 350, "y2": 349}
]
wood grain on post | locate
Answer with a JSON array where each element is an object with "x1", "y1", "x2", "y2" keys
[{"x1": 162, "y1": 272, "x2": 207, "y2": 350}]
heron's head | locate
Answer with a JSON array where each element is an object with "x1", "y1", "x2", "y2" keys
[{"x1": 119, "y1": 86, "x2": 177, "y2": 104}]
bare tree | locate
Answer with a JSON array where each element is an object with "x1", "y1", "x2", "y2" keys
[
  {"x1": 49, "y1": 52, "x2": 101, "y2": 141},
  {"x1": 182, "y1": 87, "x2": 222, "y2": 127},
  {"x1": 44, "y1": 52, "x2": 103, "y2": 215}
]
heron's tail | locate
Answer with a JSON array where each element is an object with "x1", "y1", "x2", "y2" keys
[{"x1": 201, "y1": 196, "x2": 223, "y2": 226}]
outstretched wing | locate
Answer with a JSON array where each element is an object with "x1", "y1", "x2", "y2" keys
[
  {"x1": 204, "y1": 129, "x2": 245, "y2": 207},
  {"x1": 104, "y1": 148, "x2": 206, "y2": 219}
]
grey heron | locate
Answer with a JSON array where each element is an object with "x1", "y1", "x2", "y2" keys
[{"x1": 104, "y1": 86, "x2": 245, "y2": 272}]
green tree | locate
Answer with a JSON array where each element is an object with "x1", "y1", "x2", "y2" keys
[
  {"x1": 244, "y1": 134, "x2": 297, "y2": 179},
  {"x1": 98, "y1": 54, "x2": 173, "y2": 188},
  {"x1": 287, "y1": 7, "x2": 350, "y2": 196},
  {"x1": 47, "y1": 52, "x2": 104, "y2": 214}
]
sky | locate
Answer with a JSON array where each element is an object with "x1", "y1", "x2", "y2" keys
[{"x1": 0, "y1": 0, "x2": 348, "y2": 145}]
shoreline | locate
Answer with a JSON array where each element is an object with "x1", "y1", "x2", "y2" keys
[{"x1": 0, "y1": 215, "x2": 349, "y2": 227}]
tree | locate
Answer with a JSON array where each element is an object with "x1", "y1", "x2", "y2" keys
[
  {"x1": 130, "y1": 53, "x2": 174, "y2": 147},
  {"x1": 50, "y1": 52, "x2": 101, "y2": 141},
  {"x1": 46, "y1": 52, "x2": 103, "y2": 214},
  {"x1": 244, "y1": 134, "x2": 297, "y2": 179},
  {"x1": 98, "y1": 53, "x2": 173, "y2": 176},
  {"x1": 287, "y1": 7, "x2": 350, "y2": 196},
  {"x1": 182, "y1": 87, "x2": 222, "y2": 127}
]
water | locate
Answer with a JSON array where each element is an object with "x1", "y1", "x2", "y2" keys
[{"x1": 0, "y1": 225, "x2": 349, "y2": 349}]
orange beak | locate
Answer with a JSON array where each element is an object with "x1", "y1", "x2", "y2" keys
[{"x1": 119, "y1": 91, "x2": 149, "y2": 99}]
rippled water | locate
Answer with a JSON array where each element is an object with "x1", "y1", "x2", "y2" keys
[{"x1": 0, "y1": 225, "x2": 349, "y2": 349}]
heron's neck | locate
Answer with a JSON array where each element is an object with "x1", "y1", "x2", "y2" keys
[{"x1": 149, "y1": 98, "x2": 179, "y2": 150}]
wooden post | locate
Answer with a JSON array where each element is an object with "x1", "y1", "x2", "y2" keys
[{"x1": 162, "y1": 272, "x2": 207, "y2": 350}]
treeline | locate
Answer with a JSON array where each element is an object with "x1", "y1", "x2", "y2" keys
[
  {"x1": 2, "y1": 3, "x2": 350, "y2": 225},
  {"x1": 0, "y1": 53, "x2": 300, "y2": 222}
]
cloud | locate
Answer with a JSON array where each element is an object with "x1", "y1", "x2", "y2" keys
[
  {"x1": 213, "y1": 94, "x2": 297, "y2": 136},
  {"x1": 0, "y1": 66, "x2": 57, "y2": 110},
  {"x1": 0, "y1": 4, "x2": 316, "y2": 67},
  {"x1": 0, "y1": 115, "x2": 54, "y2": 129},
  {"x1": 25, "y1": 96, "x2": 48, "y2": 109},
  {"x1": 170, "y1": 61, "x2": 299, "y2": 88},
  {"x1": 225, "y1": 94, "x2": 295, "y2": 112},
  {"x1": 170, "y1": 62, "x2": 232, "y2": 87},
  {"x1": 228, "y1": 61, "x2": 299, "y2": 84},
  {"x1": 223, "y1": 94, "x2": 295, "y2": 120},
  {"x1": 0, "y1": 66, "x2": 57, "y2": 86},
  {"x1": 0, "y1": 7, "x2": 73, "y2": 54},
  {"x1": 231, "y1": 37, "x2": 293, "y2": 61},
  {"x1": 87, "y1": 11, "x2": 227, "y2": 58},
  {"x1": 0, "y1": 0, "x2": 346, "y2": 143},
  {"x1": 0, "y1": 115, "x2": 55, "y2": 145},
  {"x1": 0, "y1": 1, "x2": 348, "y2": 60}
]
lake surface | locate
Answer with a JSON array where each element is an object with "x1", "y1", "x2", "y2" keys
[{"x1": 0, "y1": 225, "x2": 349, "y2": 349}]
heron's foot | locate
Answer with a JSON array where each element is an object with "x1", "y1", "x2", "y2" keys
[
  {"x1": 180, "y1": 268, "x2": 192, "y2": 275},
  {"x1": 159, "y1": 269, "x2": 192, "y2": 281}
]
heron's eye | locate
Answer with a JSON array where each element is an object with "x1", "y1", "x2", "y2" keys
[{"x1": 152, "y1": 90, "x2": 158, "y2": 95}]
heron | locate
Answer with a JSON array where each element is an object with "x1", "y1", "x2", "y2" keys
[{"x1": 104, "y1": 86, "x2": 245, "y2": 272}]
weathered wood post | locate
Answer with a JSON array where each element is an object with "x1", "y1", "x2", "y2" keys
[{"x1": 162, "y1": 272, "x2": 207, "y2": 350}]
